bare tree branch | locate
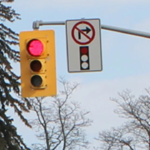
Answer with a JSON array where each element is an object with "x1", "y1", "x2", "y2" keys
[
  {"x1": 30, "y1": 78, "x2": 92, "y2": 150},
  {"x1": 96, "y1": 89, "x2": 150, "y2": 150}
]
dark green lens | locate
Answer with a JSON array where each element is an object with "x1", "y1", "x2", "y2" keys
[{"x1": 31, "y1": 75, "x2": 42, "y2": 87}]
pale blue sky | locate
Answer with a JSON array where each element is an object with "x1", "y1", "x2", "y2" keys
[{"x1": 5, "y1": 0, "x2": 150, "y2": 148}]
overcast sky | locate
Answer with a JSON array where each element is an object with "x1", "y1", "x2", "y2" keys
[{"x1": 5, "y1": 0, "x2": 150, "y2": 148}]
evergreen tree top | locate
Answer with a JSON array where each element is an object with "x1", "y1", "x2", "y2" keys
[{"x1": 0, "y1": 1, "x2": 31, "y2": 150}]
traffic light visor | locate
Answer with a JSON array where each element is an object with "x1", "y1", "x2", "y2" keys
[{"x1": 27, "y1": 39, "x2": 44, "y2": 56}]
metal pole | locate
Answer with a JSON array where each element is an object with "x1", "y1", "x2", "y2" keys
[
  {"x1": 101, "y1": 24, "x2": 150, "y2": 38},
  {"x1": 32, "y1": 20, "x2": 150, "y2": 39},
  {"x1": 33, "y1": 21, "x2": 65, "y2": 29}
]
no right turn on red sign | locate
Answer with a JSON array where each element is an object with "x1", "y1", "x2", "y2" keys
[{"x1": 66, "y1": 19, "x2": 102, "y2": 73}]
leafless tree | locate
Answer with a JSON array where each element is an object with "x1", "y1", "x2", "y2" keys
[
  {"x1": 96, "y1": 89, "x2": 150, "y2": 150},
  {"x1": 30, "y1": 78, "x2": 92, "y2": 150}
]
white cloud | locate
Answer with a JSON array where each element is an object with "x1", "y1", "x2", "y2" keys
[
  {"x1": 68, "y1": 73, "x2": 150, "y2": 147},
  {"x1": 72, "y1": 74, "x2": 150, "y2": 123}
]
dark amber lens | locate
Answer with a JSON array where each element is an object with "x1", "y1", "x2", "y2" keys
[
  {"x1": 30, "y1": 60, "x2": 42, "y2": 72},
  {"x1": 31, "y1": 75, "x2": 42, "y2": 87}
]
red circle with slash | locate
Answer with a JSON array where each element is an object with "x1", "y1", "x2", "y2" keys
[{"x1": 71, "y1": 21, "x2": 95, "y2": 45}]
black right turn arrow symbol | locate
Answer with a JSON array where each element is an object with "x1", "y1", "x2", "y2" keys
[{"x1": 78, "y1": 27, "x2": 91, "y2": 39}]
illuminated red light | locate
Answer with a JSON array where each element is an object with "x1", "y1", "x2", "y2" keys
[
  {"x1": 80, "y1": 47, "x2": 88, "y2": 54},
  {"x1": 27, "y1": 39, "x2": 44, "y2": 56}
]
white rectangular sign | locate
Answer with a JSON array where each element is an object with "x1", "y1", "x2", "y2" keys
[{"x1": 66, "y1": 18, "x2": 102, "y2": 73}]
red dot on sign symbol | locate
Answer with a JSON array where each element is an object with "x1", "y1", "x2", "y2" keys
[{"x1": 81, "y1": 47, "x2": 88, "y2": 54}]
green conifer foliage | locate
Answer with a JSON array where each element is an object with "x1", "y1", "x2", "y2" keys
[{"x1": 0, "y1": 1, "x2": 31, "y2": 150}]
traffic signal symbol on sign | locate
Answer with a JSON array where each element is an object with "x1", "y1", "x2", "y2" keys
[
  {"x1": 80, "y1": 46, "x2": 90, "y2": 70},
  {"x1": 19, "y1": 30, "x2": 56, "y2": 97}
]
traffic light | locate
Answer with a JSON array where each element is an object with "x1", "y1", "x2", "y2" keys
[
  {"x1": 19, "y1": 30, "x2": 56, "y2": 97},
  {"x1": 80, "y1": 46, "x2": 90, "y2": 70}
]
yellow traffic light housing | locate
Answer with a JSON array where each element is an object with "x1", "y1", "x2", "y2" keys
[{"x1": 19, "y1": 30, "x2": 56, "y2": 97}]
